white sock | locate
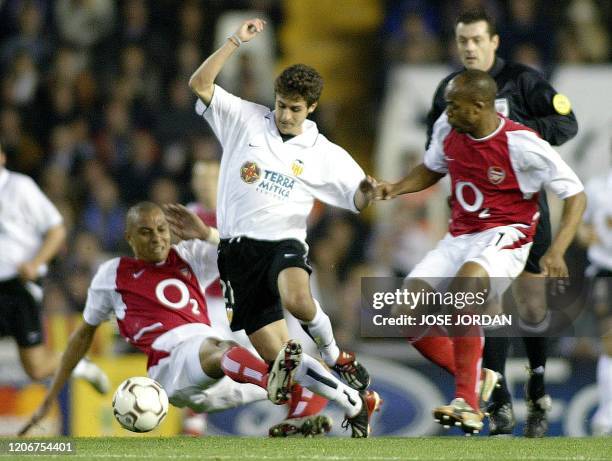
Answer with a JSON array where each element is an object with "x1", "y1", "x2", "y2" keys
[
  {"x1": 72, "y1": 358, "x2": 89, "y2": 377},
  {"x1": 189, "y1": 376, "x2": 267, "y2": 413},
  {"x1": 301, "y1": 299, "x2": 340, "y2": 366},
  {"x1": 294, "y1": 353, "x2": 361, "y2": 417},
  {"x1": 593, "y1": 354, "x2": 612, "y2": 434}
]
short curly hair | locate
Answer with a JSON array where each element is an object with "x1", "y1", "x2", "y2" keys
[{"x1": 274, "y1": 64, "x2": 323, "y2": 106}]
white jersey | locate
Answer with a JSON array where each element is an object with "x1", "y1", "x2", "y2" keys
[
  {"x1": 584, "y1": 173, "x2": 612, "y2": 270},
  {"x1": 0, "y1": 168, "x2": 63, "y2": 280},
  {"x1": 195, "y1": 85, "x2": 365, "y2": 243}
]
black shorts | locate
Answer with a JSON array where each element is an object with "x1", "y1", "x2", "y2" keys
[
  {"x1": 217, "y1": 237, "x2": 312, "y2": 335},
  {"x1": 0, "y1": 278, "x2": 44, "y2": 347},
  {"x1": 524, "y1": 191, "x2": 552, "y2": 274}
]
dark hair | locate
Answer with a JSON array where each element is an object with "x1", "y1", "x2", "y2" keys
[
  {"x1": 454, "y1": 69, "x2": 498, "y2": 106},
  {"x1": 274, "y1": 64, "x2": 323, "y2": 106},
  {"x1": 456, "y1": 9, "x2": 497, "y2": 37}
]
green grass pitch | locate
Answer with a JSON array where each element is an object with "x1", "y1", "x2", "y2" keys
[{"x1": 1, "y1": 437, "x2": 611, "y2": 461}]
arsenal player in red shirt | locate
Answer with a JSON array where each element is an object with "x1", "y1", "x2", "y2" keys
[
  {"x1": 19, "y1": 203, "x2": 274, "y2": 435},
  {"x1": 376, "y1": 69, "x2": 586, "y2": 434}
]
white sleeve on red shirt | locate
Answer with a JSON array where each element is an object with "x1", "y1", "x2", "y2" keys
[
  {"x1": 194, "y1": 84, "x2": 268, "y2": 155},
  {"x1": 83, "y1": 258, "x2": 124, "y2": 326},
  {"x1": 507, "y1": 130, "x2": 584, "y2": 199},
  {"x1": 173, "y1": 240, "x2": 219, "y2": 290},
  {"x1": 423, "y1": 112, "x2": 452, "y2": 174}
]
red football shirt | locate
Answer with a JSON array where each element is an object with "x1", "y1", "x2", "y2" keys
[
  {"x1": 425, "y1": 114, "x2": 583, "y2": 239},
  {"x1": 83, "y1": 240, "x2": 219, "y2": 368}
]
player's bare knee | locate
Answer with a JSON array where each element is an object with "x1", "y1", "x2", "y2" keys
[
  {"x1": 516, "y1": 294, "x2": 547, "y2": 323},
  {"x1": 21, "y1": 360, "x2": 47, "y2": 381},
  {"x1": 19, "y1": 346, "x2": 55, "y2": 381}
]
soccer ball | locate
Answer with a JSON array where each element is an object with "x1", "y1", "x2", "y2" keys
[{"x1": 112, "y1": 377, "x2": 169, "y2": 432}]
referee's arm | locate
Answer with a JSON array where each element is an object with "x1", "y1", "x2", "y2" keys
[{"x1": 519, "y1": 73, "x2": 578, "y2": 146}]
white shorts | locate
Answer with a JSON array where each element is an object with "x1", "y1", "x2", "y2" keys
[
  {"x1": 207, "y1": 295, "x2": 253, "y2": 350},
  {"x1": 408, "y1": 225, "x2": 532, "y2": 297},
  {"x1": 147, "y1": 323, "x2": 226, "y2": 410}
]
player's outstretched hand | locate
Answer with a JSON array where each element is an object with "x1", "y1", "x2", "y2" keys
[
  {"x1": 17, "y1": 261, "x2": 39, "y2": 282},
  {"x1": 18, "y1": 399, "x2": 52, "y2": 436},
  {"x1": 374, "y1": 181, "x2": 397, "y2": 200},
  {"x1": 163, "y1": 204, "x2": 211, "y2": 242},
  {"x1": 235, "y1": 18, "x2": 266, "y2": 43}
]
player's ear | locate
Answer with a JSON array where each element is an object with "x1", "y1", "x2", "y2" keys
[
  {"x1": 307, "y1": 102, "x2": 318, "y2": 114},
  {"x1": 491, "y1": 34, "x2": 500, "y2": 52}
]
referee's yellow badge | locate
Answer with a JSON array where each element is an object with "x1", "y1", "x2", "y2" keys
[
  {"x1": 291, "y1": 159, "x2": 304, "y2": 177},
  {"x1": 553, "y1": 94, "x2": 572, "y2": 115}
]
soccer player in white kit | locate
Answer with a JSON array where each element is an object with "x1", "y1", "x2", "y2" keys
[
  {"x1": 376, "y1": 70, "x2": 585, "y2": 434},
  {"x1": 0, "y1": 144, "x2": 108, "y2": 395},
  {"x1": 187, "y1": 160, "x2": 332, "y2": 436},
  {"x1": 188, "y1": 18, "x2": 381, "y2": 437}
]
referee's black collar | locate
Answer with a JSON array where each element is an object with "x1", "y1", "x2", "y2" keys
[{"x1": 488, "y1": 57, "x2": 505, "y2": 78}]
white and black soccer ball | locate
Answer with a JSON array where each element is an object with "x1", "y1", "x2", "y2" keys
[{"x1": 112, "y1": 377, "x2": 169, "y2": 432}]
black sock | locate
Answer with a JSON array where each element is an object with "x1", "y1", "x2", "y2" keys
[
  {"x1": 522, "y1": 336, "x2": 547, "y2": 371},
  {"x1": 482, "y1": 335, "x2": 511, "y2": 405},
  {"x1": 523, "y1": 336, "x2": 547, "y2": 400}
]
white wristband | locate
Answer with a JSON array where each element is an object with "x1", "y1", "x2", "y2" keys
[
  {"x1": 206, "y1": 227, "x2": 220, "y2": 245},
  {"x1": 228, "y1": 34, "x2": 242, "y2": 47}
]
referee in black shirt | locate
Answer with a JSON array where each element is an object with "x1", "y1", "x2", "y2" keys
[{"x1": 424, "y1": 9, "x2": 578, "y2": 437}]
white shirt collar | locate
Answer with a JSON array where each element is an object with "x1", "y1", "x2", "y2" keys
[
  {"x1": 266, "y1": 113, "x2": 319, "y2": 148},
  {"x1": 467, "y1": 117, "x2": 505, "y2": 142}
]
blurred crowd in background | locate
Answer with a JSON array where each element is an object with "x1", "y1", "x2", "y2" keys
[{"x1": 1, "y1": 0, "x2": 610, "y2": 357}]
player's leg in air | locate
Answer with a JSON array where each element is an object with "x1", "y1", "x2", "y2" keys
[
  {"x1": 2, "y1": 277, "x2": 109, "y2": 393},
  {"x1": 19, "y1": 344, "x2": 109, "y2": 394},
  {"x1": 217, "y1": 238, "x2": 381, "y2": 438},
  {"x1": 278, "y1": 267, "x2": 370, "y2": 391},
  {"x1": 148, "y1": 335, "x2": 269, "y2": 416},
  {"x1": 196, "y1": 307, "x2": 332, "y2": 437}
]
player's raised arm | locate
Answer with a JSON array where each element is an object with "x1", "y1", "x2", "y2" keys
[
  {"x1": 188, "y1": 18, "x2": 266, "y2": 104},
  {"x1": 18, "y1": 322, "x2": 99, "y2": 436},
  {"x1": 376, "y1": 164, "x2": 445, "y2": 200}
]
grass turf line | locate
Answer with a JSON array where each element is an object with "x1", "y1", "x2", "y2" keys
[{"x1": 1, "y1": 437, "x2": 610, "y2": 461}]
